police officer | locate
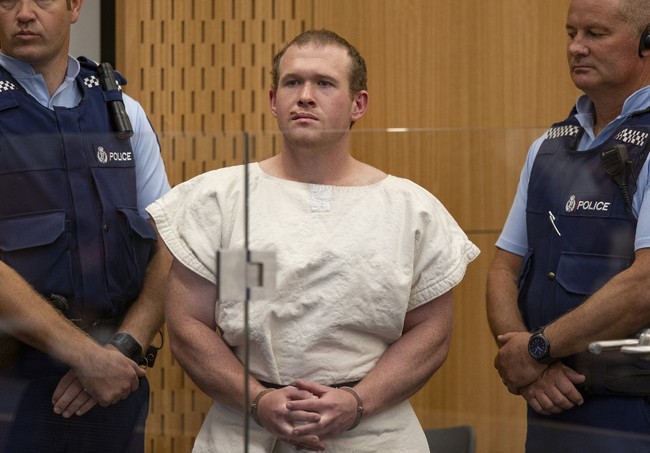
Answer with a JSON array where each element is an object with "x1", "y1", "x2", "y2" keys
[
  {"x1": 0, "y1": 1, "x2": 171, "y2": 452},
  {"x1": 487, "y1": 0, "x2": 650, "y2": 451}
]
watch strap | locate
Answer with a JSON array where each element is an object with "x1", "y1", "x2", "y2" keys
[{"x1": 110, "y1": 332, "x2": 144, "y2": 364}]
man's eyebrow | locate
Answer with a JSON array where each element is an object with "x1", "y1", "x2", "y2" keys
[{"x1": 280, "y1": 72, "x2": 338, "y2": 82}]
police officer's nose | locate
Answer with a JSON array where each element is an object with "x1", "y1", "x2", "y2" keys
[
  {"x1": 15, "y1": 1, "x2": 38, "y2": 23},
  {"x1": 568, "y1": 34, "x2": 590, "y2": 57}
]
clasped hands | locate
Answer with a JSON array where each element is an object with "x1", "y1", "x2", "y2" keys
[
  {"x1": 51, "y1": 343, "x2": 144, "y2": 418},
  {"x1": 255, "y1": 380, "x2": 361, "y2": 451},
  {"x1": 495, "y1": 331, "x2": 585, "y2": 415}
]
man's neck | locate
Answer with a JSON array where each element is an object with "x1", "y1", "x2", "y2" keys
[
  {"x1": 34, "y1": 58, "x2": 70, "y2": 97},
  {"x1": 260, "y1": 146, "x2": 385, "y2": 186},
  {"x1": 588, "y1": 76, "x2": 650, "y2": 136}
]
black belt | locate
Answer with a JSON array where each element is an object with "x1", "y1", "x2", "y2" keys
[
  {"x1": 47, "y1": 294, "x2": 123, "y2": 342},
  {"x1": 259, "y1": 380, "x2": 360, "y2": 389}
]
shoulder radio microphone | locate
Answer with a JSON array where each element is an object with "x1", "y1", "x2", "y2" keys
[{"x1": 97, "y1": 62, "x2": 134, "y2": 140}]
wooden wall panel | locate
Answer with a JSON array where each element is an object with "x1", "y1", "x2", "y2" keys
[
  {"x1": 113, "y1": 1, "x2": 580, "y2": 452},
  {"x1": 312, "y1": 0, "x2": 579, "y2": 130}
]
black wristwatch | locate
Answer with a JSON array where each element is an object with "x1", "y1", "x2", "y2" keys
[
  {"x1": 110, "y1": 332, "x2": 144, "y2": 364},
  {"x1": 528, "y1": 328, "x2": 555, "y2": 364}
]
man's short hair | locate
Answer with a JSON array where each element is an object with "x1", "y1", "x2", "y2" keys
[
  {"x1": 271, "y1": 29, "x2": 368, "y2": 97},
  {"x1": 618, "y1": 0, "x2": 650, "y2": 36}
]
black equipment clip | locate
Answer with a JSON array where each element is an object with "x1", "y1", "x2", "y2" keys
[{"x1": 141, "y1": 330, "x2": 164, "y2": 368}]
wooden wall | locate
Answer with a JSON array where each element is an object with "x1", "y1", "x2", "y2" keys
[{"x1": 113, "y1": 1, "x2": 580, "y2": 452}]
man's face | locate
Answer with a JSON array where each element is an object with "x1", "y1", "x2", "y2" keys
[
  {"x1": 269, "y1": 43, "x2": 367, "y2": 149},
  {"x1": 0, "y1": 0, "x2": 80, "y2": 71},
  {"x1": 566, "y1": 0, "x2": 644, "y2": 97}
]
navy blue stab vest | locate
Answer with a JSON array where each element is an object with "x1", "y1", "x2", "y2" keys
[
  {"x1": 519, "y1": 111, "x2": 650, "y2": 331},
  {"x1": 0, "y1": 58, "x2": 156, "y2": 321}
]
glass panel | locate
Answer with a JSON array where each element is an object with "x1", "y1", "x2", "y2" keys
[
  {"x1": 3, "y1": 126, "x2": 643, "y2": 453},
  {"x1": 147, "y1": 126, "x2": 544, "y2": 452}
]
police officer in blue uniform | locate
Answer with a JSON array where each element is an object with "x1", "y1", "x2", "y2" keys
[
  {"x1": 487, "y1": 0, "x2": 650, "y2": 451},
  {"x1": 0, "y1": 0, "x2": 171, "y2": 452}
]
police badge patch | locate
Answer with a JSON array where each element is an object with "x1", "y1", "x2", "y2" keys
[{"x1": 96, "y1": 145, "x2": 109, "y2": 164}]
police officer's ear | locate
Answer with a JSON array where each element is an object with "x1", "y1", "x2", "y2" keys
[
  {"x1": 638, "y1": 24, "x2": 650, "y2": 58},
  {"x1": 68, "y1": 0, "x2": 83, "y2": 24}
]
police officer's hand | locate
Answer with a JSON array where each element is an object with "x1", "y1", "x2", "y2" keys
[
  {"x1": 51, "y1": 345, "x2": 144, "y2": 416},
  {"x1": 495, "y1": 331, "x2": 547, "y2": 394},
  {"x1": 520, "y1": 362, "x2": 585, "y2": 415},
  {"x1": 51, "y1": 374, "x2": 97, "y2": 418}
]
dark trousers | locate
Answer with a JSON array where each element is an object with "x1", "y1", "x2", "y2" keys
[
  {"x1": 0, "y1": 375, "x2": 149, "y2": 453},
  {"x1": 526, "y1": 395, "x2": 650, "y2": 453}
]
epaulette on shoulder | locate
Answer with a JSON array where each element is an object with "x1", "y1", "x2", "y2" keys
[
  {"x1": 0, "y1": 66, "x2": 18, "y2": 94},
  {"x1": 77, "y1": 56, "x2": 127, "y2": 86},
  {"x1": 546, "y1": 124, "x2": 581, "y2": 140},
  {"x1": 0, "y1": 78, "x2": 18, "y2": 94},
  {"x1": 545, "y1": 107, "x2": 581, "y2": 140}
]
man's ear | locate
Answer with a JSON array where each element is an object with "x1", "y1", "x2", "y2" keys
[
  {"x1": 350, "y1": 90, "x2": 369, "y2": 122},
  {"x1": 69, "y1": 0, "x2": 84, "y2": 24},
  {"x1": 269, "y1": 89, "x2": 278, "y2": 118}
]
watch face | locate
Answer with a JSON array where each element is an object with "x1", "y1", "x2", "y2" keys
[{"x1": 529, "y1": 335, "x2": 548, "y2": 359}]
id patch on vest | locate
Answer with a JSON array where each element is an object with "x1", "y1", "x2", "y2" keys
[
  {"x1": 95, "y1": 144, "x2": 134, "y2": 167},
  {"x1": 564, "y1": 192, "x2": 613, "y2": 217}
]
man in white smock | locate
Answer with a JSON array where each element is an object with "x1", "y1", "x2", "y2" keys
[{"x1": 147, "y1": 29, "x2": 479, "y2": 452}]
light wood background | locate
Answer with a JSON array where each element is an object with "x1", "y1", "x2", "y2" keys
[{"x1": 113, "y1": 1, "x2": 580, "y2": 452}]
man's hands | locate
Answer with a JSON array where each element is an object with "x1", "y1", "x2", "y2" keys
[
  {"x1": 254, "y1": 380, "x2": 363, "y2": 450},
  {"x1": 51, "y1": 344, "x2": 144, "y2": 418},
  {"x1": 495, "y1": 331, "x2": 585, "y2": 415},
  {"x1": 254, "y1": 385, "x2": 323, "y2": 451},
  {"x1": 520, "y1": 362, "x2": 585, "y2": 415},
  {"x1": 289, "y1": 381, "x2": 360, "y2": 439}
]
